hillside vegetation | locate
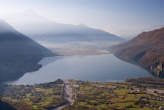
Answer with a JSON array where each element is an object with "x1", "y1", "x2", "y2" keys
[{"x1": 112, "y1": 27, "x2": 164, "y2": 77}]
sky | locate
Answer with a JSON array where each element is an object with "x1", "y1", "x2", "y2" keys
[{"x1": 0, "y1": 0, "x2": 164, "y2": 38}]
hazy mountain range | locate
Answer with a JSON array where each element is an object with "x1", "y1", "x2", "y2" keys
[
  {"x1": 6, "y1": 12, "x2": 123, "y2": 43},
  {"x1": 112, "y1": 27, "x2": 164, "y2": 77},
  {"x1": 0, "y1": 19, "x2": 54, "y2": 83},
  {"x1": 29, "y1": 24, "x2": 123, "y2": 42}
]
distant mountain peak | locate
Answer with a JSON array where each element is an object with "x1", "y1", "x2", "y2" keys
[
  {"x1": 5, "y1": 12, "x2": 123, "y2": 41},
  {"x1": 77, "y1": 24, "x2": 88, "y2": 27},
  {"x1": 0, "y1": 19, "x2": 16, "y2": 33}
]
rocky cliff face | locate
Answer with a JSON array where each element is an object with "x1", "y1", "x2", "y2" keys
[
  {"x1": 150, "y1": 62, "x2": 164, "y2": 77},
  {"x1": 112, "y1": 27, "x2": 164, "y2": 77},
  {"x1": 0, "y1": 20, "x2": 54, "y2": 83}
]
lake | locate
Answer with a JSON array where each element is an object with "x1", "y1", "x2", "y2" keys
[{"x1": 12, "y1": 54, "x2": 151, "y2": 85}]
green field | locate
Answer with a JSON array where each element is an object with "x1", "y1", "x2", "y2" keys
[
  {"x1": 63, "y1": 80, "x2": 164, "y2": 110},
  {"x1": 0, "y1": 79, "x2": 164, "y2": 110},
  {"x1": 0, "y1": 79, "x2": 67, "y2": 110}
]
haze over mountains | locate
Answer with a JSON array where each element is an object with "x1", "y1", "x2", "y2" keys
[
  {"x1": 6, "y1": 12, "x2": 123, "y2": 43},
  {"x1": 0, "y1": 19, "x2": 54, "y2": 83},
  {"x1": 28, "y1": 23, "x2": 122, "y2": 42},
  {"x1": 112, "y1": 27, "x2": 164, "y2": 77},
  {"x1": 5, "y1": 12, "x2": 123, "y2": 56}
]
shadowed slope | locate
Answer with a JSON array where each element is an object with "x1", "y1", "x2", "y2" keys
[{"x1": 0, "y1": 19, "x2": 54, "y2": 83}]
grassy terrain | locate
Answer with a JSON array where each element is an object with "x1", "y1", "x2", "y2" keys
[
  {"x1": 0, "y1": 79, "x2": 67, "y2": 110},
  {"x1": 0, "y1": 78, "x2": 164, "y2": 110},
  {"x1": 63, "y1": 80, "x2": 164, "y2": 110}
]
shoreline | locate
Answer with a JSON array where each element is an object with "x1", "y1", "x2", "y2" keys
[{"x1": 1, "y1": 77, "x2": 164, "y2": 110}]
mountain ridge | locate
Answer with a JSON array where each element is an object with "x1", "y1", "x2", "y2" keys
[
  {"x1": 0, "y1": 19, "x2": 54, "y2": 83},
  {"x1": 112, "y1": 27, "x2": 164, "y2": 77},
  {"x1": 6, "y1": 12, "x2": 123, "y2": 42},
  {"x1": 21, "y1": 22, "x2": 123, "y2": 42}
]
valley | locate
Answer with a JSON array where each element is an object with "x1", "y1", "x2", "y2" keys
[
  {"x1": 49, "y1": 48, "x2": 110, "y2": 56},
  {"x1": 0, "y1": 0, "x2": 163, "y2": 110},
  {"x1": 1, "y1": 78, "x2": 164, "y2": 110}
]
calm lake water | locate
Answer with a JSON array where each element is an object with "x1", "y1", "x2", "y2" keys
[{"x1": 13, "y1": 54, "x2": 151, "y2": 85}]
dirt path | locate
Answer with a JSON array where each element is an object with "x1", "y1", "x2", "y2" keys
[{"x1": 53, "y1": 80, "x2": 74, "y2": 110}]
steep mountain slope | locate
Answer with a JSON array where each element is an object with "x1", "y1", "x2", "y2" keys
[
  {"x1": 0, "y1": 19, "x2": 54, "y2": 83},
  {"x1": 112, "y1": 27, "x2": 164, "y2": 77}
]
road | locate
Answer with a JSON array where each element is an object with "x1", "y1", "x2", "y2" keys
[{"x1": 53, "y1": 80, "x2": 74, "y2": 110}]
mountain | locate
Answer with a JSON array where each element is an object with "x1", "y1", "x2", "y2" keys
[
  {"x1": 25, "y1": 23, "x2": 123, "y2": 42},
  {"x1": 46, "y1": 27, "x2": 120, "y2": 42},
  {"x1": 7, "y1": 12, "x2": 123, "y2": 43},
  {"x1": 0, "y1": 19, "x2": 54, "y2": 83},
  {"x1": 112, "y1": 27, "x2": 164, "y2": 77}
]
